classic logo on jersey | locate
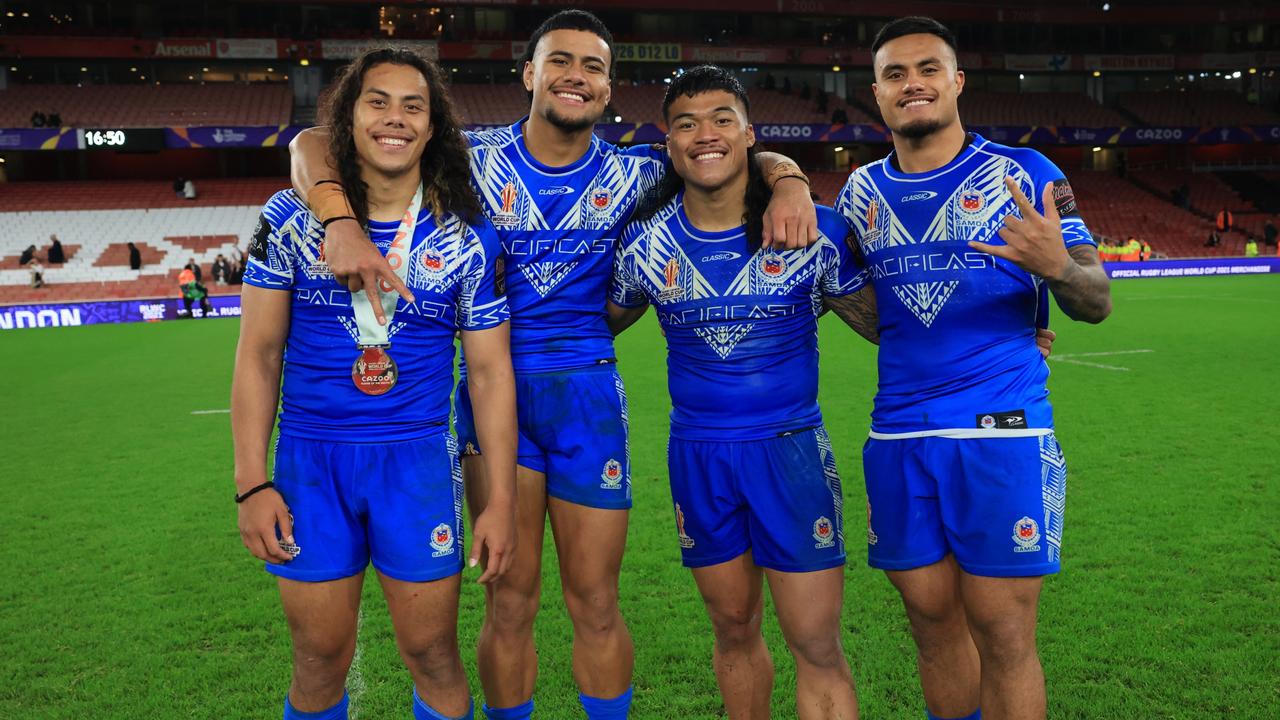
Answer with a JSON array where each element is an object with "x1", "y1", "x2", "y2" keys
[
  {"x1": 760, "y1": 252, "x2": 787, "y2": 280},
  {"x1": 421, "y1": 247, "x2": 446, "y2": 273},
  {"x1": 600, "y1": 459, "x2": 623, "y2": 489},
  {"x1": 590, "y1": 188, "x2": 612, "y2": 213},
  {"x1": 492, "y1": 181, "x2": 521, "y2": 228},
  {"x1": 538, "y1": 186, "x2": 573, "y2": 196},
  {"x1": 694, "y1": 324, "x2": 755, "y2": 360},
  {"x1": 1012, "y1": 516, "x2": 1041, "y2": 553},
  {"x1": 659, "y1": 258, "x2": 683, "y2": 302},
  {"x1": 520, "y1": 261, "x2": 578, "y2": 297},
  {"x1": 430, "y1": 523, "x2": 456, "y2": 556},
  {"x1": 867, "y1": 503, "x2": 878, "y2": 546},
  {"x1": 901, "y1": 190, "x2": 938, "y2": 203},
  {"x1": 675, "y1": 503, "x2": 695, "y2": 549},
  {"x1": 702, "y1": 251, "x2": 741, "y2": 262},
  {"x1": 959, "y1": 189, "x2": 986, "y2": 214},
  {"x1": 813, "y1": 516, "x2": 836, "y2": 549},
  {"x1": 892, "y1": 280, "x2": 958, "y2": 328}
]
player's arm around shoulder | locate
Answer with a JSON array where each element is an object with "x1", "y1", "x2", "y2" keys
[
  {"x1": 756, "y1": 151, "x2": 818, "y2": 250},
  {"x1": 816, "y1": 207, "x2": 880, "y2": 344},
  {"x1": 606, "y1": 227, "x2": 649, "y2": 336},
  {"x1": 231, "y1": 202, "x2": 297, "y2": 564},
  {"x1": 458, "y1": 219, "x2": 517, "y2": 583},
  {"x1": 968, "y1": 153, "x2": 1112, "y2": 323}
]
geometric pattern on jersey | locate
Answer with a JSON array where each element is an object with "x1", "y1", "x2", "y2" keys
[
  {"x1": 465, "y1": 122, "x2": 666, "y2": 373},
  {"x1": 613, "y1": 197, "x2": 867, "y2": 441},
  {"x1": 1040, "y1": 432, "x2": 1067, "y2": 564},
  {"x1": 834, "y1": 134, "x2": 1096, "y2": 434}
]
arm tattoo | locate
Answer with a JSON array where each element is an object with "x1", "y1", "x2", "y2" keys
[
  {"x1": 822, "y1": 286, "x2": 879, "y2": 345},
  {"x1": 1047, "y1": 245, "x2": 1112, "y2": 324}
]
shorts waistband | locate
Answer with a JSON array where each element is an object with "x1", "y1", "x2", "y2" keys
[{"x1": 868, "y1": 428, "x2": 1054, "y2": 440}]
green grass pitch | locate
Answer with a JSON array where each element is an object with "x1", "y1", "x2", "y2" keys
[{"x1": 2, "y1": 275, "x2": 1277, "y2": 719}]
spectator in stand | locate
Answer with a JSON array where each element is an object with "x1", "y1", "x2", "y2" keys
[
  {"x1": 212, "y1": 254, "x2": 231, "y2": 285},
  {"x1": 229, "y1": 246, "x2": 245, "y2": 283},
  {"x1": 1205, "y1": 229, "x2": 1222, "y2": 248},
  {"x1": 1264, "y1": 218, "x2": 1277, "y2": 248},
  {"x1": 1216, "y1": 207, "x2": 1234, "y2": 233},
  {"x1": 19, "y1": 244, "x2": 37, "y2": 265},
  {"x1": 1245, "y1": 236, "x2": 1259, "y2": 257},
  {"x1": 816, "y1": 88, "x2": 829, "y2": 114},
  {"x1": 178, "y1": 267, "x2": 212, "y2": 317},
  {"x1": 28, "y1": 258, "x2": 45, "y2": 289},
  {"x1": 47, "y1": 234, "x2": 66, "y2": 264},
  {"x1": 128, "y1": 242, "x2": 142, "y2": 270},
  {"x1": 30, "y1": 111, "x2": 45, "y2": 128},
  {"x1": 184, "y1": 258, "x2": 203, "y2": 283},
  {"x1": 832, "y1": 106, "x2": 849, "y2": 124},
  {"x1": 47, "y1": 110, "x2": 61, "y2": 127},
  {"x1": 172, "y1": 177, "x2": 186, "y2": 197},
  {"x1": 182, "y1": 179, "x2": 198, "y2": 200}
]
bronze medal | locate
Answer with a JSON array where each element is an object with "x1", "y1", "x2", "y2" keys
[{"x1": 352, "y1": 346, "x2": 398, "y2": 395}]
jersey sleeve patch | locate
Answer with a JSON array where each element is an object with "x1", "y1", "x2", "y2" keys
[{"x1": 1052, "y1": 178, "x2": 1079, "y2": 218}]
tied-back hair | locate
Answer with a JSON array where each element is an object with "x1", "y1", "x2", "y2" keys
[
  {"x1": 634, "y1": 65, "x2": 771, "y2": 252},
  {"x1": 320, "y1": 46, "x2": 482, "y2": 228}
]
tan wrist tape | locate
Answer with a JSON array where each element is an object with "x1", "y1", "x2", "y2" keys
[{"x1": 308, "y1": 181, "x2": 355, "y2": 224}]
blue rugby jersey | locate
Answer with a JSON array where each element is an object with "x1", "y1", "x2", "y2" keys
[
  {"x1": 244, "y1": 189, "x2": 509, "y2": 442},
  {"x1": 611, "y1": 198, "x2": 867, "y2": 441},
  {"x1": 466, "y1": 120, "x2": 666, "y2": 373},
  {"x1": 835, "y1": 133, "x2": 1096, "y2": 435}
]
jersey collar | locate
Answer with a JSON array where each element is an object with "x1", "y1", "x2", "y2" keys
[
  {"x1": 883, "y1": 132, "x2": 983, "y2": 182},
  {"x1": 511, "y1": 117, "x2": 600, "y2": 176}
]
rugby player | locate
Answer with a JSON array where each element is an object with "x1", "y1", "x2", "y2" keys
[
  {"x1": 287, "y1": 11, "x2": 819, "y2": 719},
  {"x1": 231, "y1": 48, "x2": 516, "y2": 720},
  {"x1": 834, "y1": 17, "x2": 1112, "y2": 720},
  {"x1": 607, "y1": 65, "x2": 875, "y2": 720}
]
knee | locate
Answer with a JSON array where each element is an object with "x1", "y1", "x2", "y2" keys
[
  {"x1": 401, "y1": 634, "x2": 463, "y2": 682},
  {"x1": 563, "y1": 584, "x2": 621, "y2": 637},
  {"x1": 292, "y1": 634, "x2": 356, "y2": 685},
  {"x1": 706, "y1": 604, "x2": 762, "y2": 652},
  {"x1": 488, "y1": 584, "x2": 540, "y2": 634},
  {"x1": 901, "y1": 591, "x2": 967, "y2": 640},
  {"x1": 785, "y1": 629, "x2": 845, "y2": 671},
  {"x1": 967, "y1": 616, "x2": 1037, "y2": 668}
]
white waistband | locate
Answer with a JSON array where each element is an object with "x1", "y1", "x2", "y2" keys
[{"x1": 868, "y1": 428, "x2": 1054, "y2": 440}]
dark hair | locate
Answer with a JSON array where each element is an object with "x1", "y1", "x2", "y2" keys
[
  {"x1": 871, "y1": 16, "x2": 958, "y2": 58},
  {"x1": 521, "y1": 10, "x2": 616, "y2": 80},
  {"x1": 320, "y1": 46, "x2": 481, "y2": 228},
  {"x1": 637, "y1": 65, "x2": 771, "y2": 251}
]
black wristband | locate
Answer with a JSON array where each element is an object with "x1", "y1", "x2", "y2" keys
[
  {"x1": 313, "y1": 179, "x2": 343, "y2": 188},
  {"x1": 322, "y1": 215, "x2": 357, "y2": 228},
  {"x1": 235, "y1": 481, "x2": 275, "y2": 504}
]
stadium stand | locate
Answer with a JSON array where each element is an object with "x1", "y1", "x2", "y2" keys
[
  {"x1": 0, "y1": 84, "x2": 293, "y2": 128},
  {"x1": 0, "y1": 179, "x2": 286, "y2": 304},
  {"x1": 1116, "y1": 91, "x2": 1280, "y2": 126},
  {"x1": 448, "y1": 83, "x2": 532, "y2": 126},
  {"x1": 851, "y1": 87, "x2": 1128, "y2": 127}
]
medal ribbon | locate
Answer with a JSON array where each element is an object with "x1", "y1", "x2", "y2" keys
[{"x1": 350, "y1": 183, "x2": 423, "y2": 346}]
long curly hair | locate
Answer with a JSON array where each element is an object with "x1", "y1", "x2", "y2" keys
[
  {"x1": 634, "y1": 65, "x2": 771, "y2": 252},
  {"x1": 320, "y1": 47, "x2": 481, "y2": 227}
]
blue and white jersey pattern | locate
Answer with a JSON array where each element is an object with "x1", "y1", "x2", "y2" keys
[
  {"x1": 244, "y1": 189, "x2": 509, "y2": 442},
  {"x1": 465, "y1": 121, "x2": 667, "y2": 373},
  {"x1": 612, "y1": 198, "x2": 868, "y2": 441},
  {"x1": 835, "y1": 133, "x2": 1095, "y2": 436}
]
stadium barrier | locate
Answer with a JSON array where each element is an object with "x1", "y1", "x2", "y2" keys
[
  {"x1": 1104, "y1": 257, "x2": 1280, "y2": 279},
  {"x1": 6, "y1": 124, "x2": 1280, "y2": 150},
  {"x1": 0, "y1": 294, "x2": 242, "y2": 330}
]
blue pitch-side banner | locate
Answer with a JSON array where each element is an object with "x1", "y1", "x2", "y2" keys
[
  {"x1": 5, "y1": 124, "x2": 1280, "y2": 148},
  {"x1": 1104, "y1": 257, "x2": 1280, "y2": 279},
  {"x1": 0, "y1": 295, "x2": 242, "y2": 330}
]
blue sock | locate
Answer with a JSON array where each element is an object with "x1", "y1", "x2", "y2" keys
[
  {"x1": 482, "y1": 698, "x2": 534, "y2": 720},
  {"x1": 579, "y1": 686, "x2": 633, "y2": 720},
  {"x1": 283, "y1": 692, "x2": 349, "y2": 720},
  {"x1": 927, "y1": 709, "x2": 980, "y2": 720},
  {"x1": 413, "y1": 687, "x2": 474, "y2": 720}
]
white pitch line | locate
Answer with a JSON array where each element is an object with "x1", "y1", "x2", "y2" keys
[
  {"x1": 1050, "y1": 349, "x2": 1154, "y2": 359},
  {"x1": 190, "y1": 408, "x2": 231, "y2": 415},
  {"x1": 349, "y1": 608, "x2": 366, "y2": 718},
  {"x1": 1051, "y1": 358, "x2": 1133, "y2": 371}
]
